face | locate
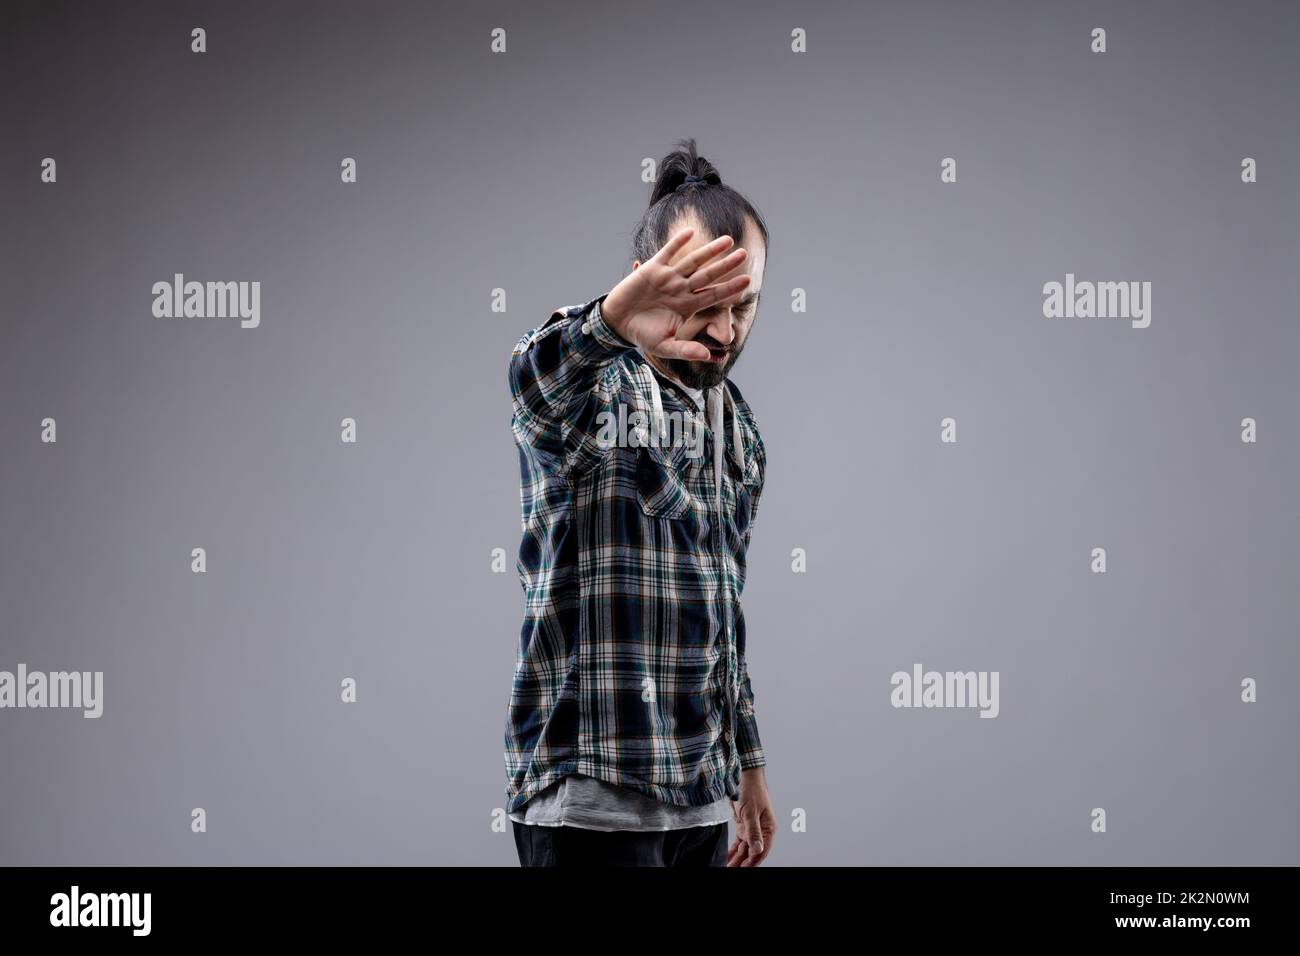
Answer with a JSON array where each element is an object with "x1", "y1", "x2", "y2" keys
[{"x1": 635, "y1": 214, "x2": 765, "y2": 390}]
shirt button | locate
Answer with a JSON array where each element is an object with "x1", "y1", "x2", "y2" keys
[{"x1": 580, "y1": 322, "x2": 591, "y2": 334}]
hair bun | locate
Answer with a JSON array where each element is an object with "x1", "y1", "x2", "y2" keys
[{"x1": 649, "y1": 138, "x2": 723, "y2": 205}]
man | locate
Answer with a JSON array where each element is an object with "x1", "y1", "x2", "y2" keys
[{"x1": 504, "y1": 149, "x2": 775, "y2": 867}]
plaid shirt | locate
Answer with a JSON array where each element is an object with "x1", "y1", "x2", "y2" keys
[{"x1": 504, "y1": 292, "x2": 767, "y2": 813}]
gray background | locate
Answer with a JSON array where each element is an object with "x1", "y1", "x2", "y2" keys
[{"x1": 1, "y1": 0, "x2": 1297, "y2": 866}]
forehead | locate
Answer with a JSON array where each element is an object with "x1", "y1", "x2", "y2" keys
[{"x1": 668, "y1": 212, "x2": 765, "y2": 290}]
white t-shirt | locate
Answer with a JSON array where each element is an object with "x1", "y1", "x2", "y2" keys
[{"x1": 509, "y1": 774, "x2": 733, "y2": 832}]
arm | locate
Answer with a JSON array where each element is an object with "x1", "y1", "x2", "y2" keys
[
  {"x1": 508, "y1": 294, "x2": 637, "y2": 470},
  {"x1": 735, "y1": 418, "x2": 767, "y2": 768},
  {"x1": 729, "y1": 423, "x2": 774, "y2": 866},
  {"x1": 510, "y1": 224, "x2": 753, "y2": 469},
  {"x1": 734, "y1": 618, "x2": 766, "y2": 770},
  {"x1": 732, "y1": 626, "x2": 774, "y2": 866}
]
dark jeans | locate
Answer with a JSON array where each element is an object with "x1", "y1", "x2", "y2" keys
[{"x1": 512, "y1": 819, "x2": 729, "y2": 867}]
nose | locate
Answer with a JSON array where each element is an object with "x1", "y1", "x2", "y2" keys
[{"x1": 706, "y1": 309, "x2": 735, "y2": 347}]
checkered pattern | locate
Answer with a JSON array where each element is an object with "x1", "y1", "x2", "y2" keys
[{"x1": 504, "y1": 292, "x2": 767, "y2": 813}]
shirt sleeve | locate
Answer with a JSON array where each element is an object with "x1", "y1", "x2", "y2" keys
[
  {"x1": 734, "y1": 411, "x2": 767, "y2": 770},
  {"x1": 509, "y1": 294, "x2": 637, "y2": 468},
  {"x1": 741, "y1": 428, "x2": 766, "y2": 553},
  {"x1": 734, "y1": 655, "x2": 766, "y2": 770}
]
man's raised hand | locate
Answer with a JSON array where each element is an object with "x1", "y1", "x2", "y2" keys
[{"x1": 600, "y1": 227, "x2": 751, "y2": 362}]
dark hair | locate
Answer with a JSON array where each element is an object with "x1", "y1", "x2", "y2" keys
[{"x1": 630, "y1": 138, "x2": 769, "y2": 268}]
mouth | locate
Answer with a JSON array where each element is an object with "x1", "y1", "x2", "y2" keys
[{"x1": 703, "y1": 346, "x2": 730, "y2": 363}]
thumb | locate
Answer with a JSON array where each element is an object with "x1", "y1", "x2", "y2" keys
[
  {"x1": 740, "y1": 810, "x2": 764, "y2": 854},
  {"x1": 652, "y1": 338, "x2": 710, "y2": 362}
]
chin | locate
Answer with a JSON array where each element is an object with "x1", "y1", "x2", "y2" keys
[
  {"x1": 662, "y1": 349, "x2": 742, "y2": 390},
  {"x1": 690, "y1": 363, "x2": 727, "y2": 387},
  {"x1": 668, "y1": 361, "x2": 723, "y2": 389}
]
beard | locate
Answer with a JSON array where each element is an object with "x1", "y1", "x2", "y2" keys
[{"x1": 661, "y1": 334, "x2": 745, "y2": 389}]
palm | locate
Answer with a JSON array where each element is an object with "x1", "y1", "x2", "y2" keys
[{"x1": 621, "y1": 300, "x2": 689, "y2": 352}]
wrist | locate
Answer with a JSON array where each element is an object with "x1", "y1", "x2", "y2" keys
[
  {"x1": 584, "y1": 296, "x2": 637, "y2": 352},
  {"x1": 600, "y1": 289, "x2": 627, "y2": 333}
]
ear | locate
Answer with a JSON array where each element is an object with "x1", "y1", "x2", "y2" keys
[{"x1": 632, "y1": 260, "x2": 641, "y2": 271}]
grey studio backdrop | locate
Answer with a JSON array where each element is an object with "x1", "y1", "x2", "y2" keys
[{"x1": 1, "y1": 0, "x2": 1297, "y2": 867}]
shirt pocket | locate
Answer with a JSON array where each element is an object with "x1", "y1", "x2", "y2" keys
[
  {"x1": 635, "y1": 444, "x2": 692, "y2": 520},
  {"x1": 729, "y1": 453, "x2": 762, "y2": 537}
]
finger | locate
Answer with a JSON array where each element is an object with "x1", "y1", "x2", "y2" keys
[
  {"x1": 741, "y1": 826, "x2": 766, "y2": 860},
  {"x1": 650, "y1": 226, "x2": 696, "y2": 266},
  {"x1": 673, "y1": 312, "x2": 712, "y2": 342},
  {"x1": 730, "y1": 815, "x2": 758, "y2": 864},
  {"x1": 687, "y1": 277, "x2": 752, "y2": 317},
  {"x1": 687, "y1": 247, "x2": 748, "y2": 291},
  {"x1": 727, "y1": 837, "x2": 750, "y2": 867},
  {"x1": 671, "y1": 233, "x2": 735, "y2": 277},
  {"x1": 684, "y1": 274, "x2": 751, "y2": 313},
  {"x1": 733, "y1": 839, "x2": 757, "y2": 867},
  {"x1": 653, "y1": 338, "x2": 711, "y2": 362}
]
